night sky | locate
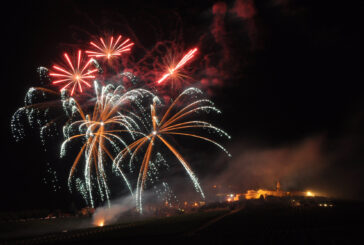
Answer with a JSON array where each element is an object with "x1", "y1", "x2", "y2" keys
[{"x1": 1, "y1": 0, "x2": 363, "y2": 211}]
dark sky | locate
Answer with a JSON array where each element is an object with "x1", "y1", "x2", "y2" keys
[{"x1": 1, "y1": 0, "x2": 363, "y2": 211}]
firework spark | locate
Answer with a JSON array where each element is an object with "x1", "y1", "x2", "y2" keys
[
  {"x1": 86, "y1": 35, "x2": 134, "y2": 60},
  {"x1": 114, "y1": 87, "x2": 230, "y2": 213},
  {"x1": 49, "y1": 50, "x2": 98, "y2": 96},
  {"x1": 156, "y1": 47, "x2": 198, "y2": 84}
]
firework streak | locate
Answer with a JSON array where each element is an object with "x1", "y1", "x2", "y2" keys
[{"x1": 156, "y1": 48, "x2": 198, "y2": 84}]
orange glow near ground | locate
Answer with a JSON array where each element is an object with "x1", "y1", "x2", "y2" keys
[
  {"x1": 306, "y1": 191, "x2": 315, "y2": 197},
  {"x1": 97, "y1": 220, "x2": 104, "y2": 227}
]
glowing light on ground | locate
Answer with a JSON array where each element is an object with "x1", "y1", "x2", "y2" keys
[
  {"x1": 97, "y1": 219, "x2": 104, "y2": 227},
  {"x1": 306, "y1": 191, "x2": 315, "y2": 197}
]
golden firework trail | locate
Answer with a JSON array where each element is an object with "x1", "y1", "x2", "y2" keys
[
  {"x1": 114, "y1": 87, "x2": 231, "y2": 213},
  {"x1": 61, "y1": 81, "x2": 155, "y2": 207}
]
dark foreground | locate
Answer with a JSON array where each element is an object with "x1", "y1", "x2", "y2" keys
[{"x1": 1, "y1": 200, "x2": 363, "y2": 245}]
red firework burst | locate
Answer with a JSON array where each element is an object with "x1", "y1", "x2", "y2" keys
[
  {"x1": 49, "y1": 50, "x2": 98, "y2": 96},
  {"x1": 156, "y1": 47, "x2": 198, "y2": 84},
  {"x1": 86, "y1": 35, "x2": 134, "y2": 60}
]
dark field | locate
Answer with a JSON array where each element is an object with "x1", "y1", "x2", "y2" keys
[{"x1": 1, "y1": 200, "x2": 363, "y2": 244}]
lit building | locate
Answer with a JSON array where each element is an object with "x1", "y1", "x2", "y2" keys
[
  {"x1": 244, "y1": 181, "x2": 288, "y2": 199},
  {"x1": 221, "y1": 181, "x2": 318, "y2": 202}
]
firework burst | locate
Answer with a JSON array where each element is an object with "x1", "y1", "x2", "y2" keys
[
  {"x1": 86, "y1": 35, "x2": 134, "y2": 60},
  {"x1": 13, "y1": 26, "x2": 231, "y2": 211},
  {"x1": 60, "y1": 81, "x2": 156, "y2": 206},
  {"x1": 49, "y1": 50, "x2": 98, "y2": 96},
  {"x1": 114, "y1": 87, "x2": 231, "y2": 213},
  {"x1": 156, "y1": 47, "x2": 198, "y2": 85}
]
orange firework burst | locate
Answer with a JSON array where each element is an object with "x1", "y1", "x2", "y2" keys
[
  {"x1": 49, "y1": 50, "x2": 98, "y2": 96},
  {"x1": 114, "y1": 88, "x2": 230, "y2": 213},
  {"x1": 86, "y1": 35, "x2": 134, "y2": 60}
]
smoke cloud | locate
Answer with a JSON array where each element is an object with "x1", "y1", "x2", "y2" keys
[
  {"x1": 93, "y1": 194, "x2": 136, "y2": 226},
  {"x1": 202, "y1": 136, "x2": 330, "y2": 194},
  {"x1": 199, "y1": 131, "x2": 364, "y2": 200},
  {"x1": 92, "y1": 189, "x2": 165, "y2": 225}
]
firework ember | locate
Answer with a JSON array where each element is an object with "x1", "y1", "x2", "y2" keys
[
  {"x1": 156, "y1": 47, "x2": 198, "y2": 84},
  {"x1": 49, "y1": 50, "x2": 98, "y2": 96},
  {"x1": 86, "y1": 35, "x2": 134, "y2": 60}
]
